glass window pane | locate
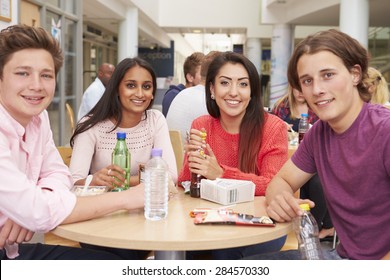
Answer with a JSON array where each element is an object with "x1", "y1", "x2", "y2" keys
[
  {"x1": 45, "y1": 11, "x2": 61, "y2": 102},
  {"x1": 45, "y1": 0, "x2": 60, "y2": 8},
  {"x1": 65, "y1": 19, "x2": 76, "y2": 53},
  {"x1": 45, "y1": 11, "x2": 61, "y2": 145},
  {"x1": 65, "y1": 0, "x2": 76, "y2": 14},
  {"x1": 64, "y1": 18, "x2": 77, "y2": 144},
  {"x1": 368, "y1": 27, "x2": 390, "y2": 80},
  {"x1": 65, "y1": 55, "x2": 76, "y2": 98}
]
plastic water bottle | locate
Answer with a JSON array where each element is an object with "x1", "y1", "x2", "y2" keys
[
  {"x1": 144, "y1": 148, "x2": 169, "y2": 221},
  {"x1": 111, "y1": 132, "x2": 130, "y2": 191},
  {"x1": 298, "y1": 113, "x2": 309, "y2": 144},
  {"x1": 293, "y1": 203, "x2": 324, "y2": 260}
]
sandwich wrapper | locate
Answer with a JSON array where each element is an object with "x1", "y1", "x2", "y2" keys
[{"x1": 192, "y1": 208, "x2": 275, "y2": 227}]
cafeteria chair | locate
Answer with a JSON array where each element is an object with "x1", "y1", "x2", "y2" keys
[
  {"x1": 45, "y1": 146, "x2": 79, "y2": 247},
  {"x1": 169, "y1": 130, "x2": 184, "y2": 174},
  {"x1": 65, "y1": 102, "x2": 75, "y2": 133},
  {"x1": 281, "y1": 231, "x2": 298, "y2": 251},
  {"x1": 57, "y1": 146, "x2": 72, "y2": 167},
  {"x1": 332, "y1": 231, "x2": 338, "y2": 249},
  {"x1": 44, "y1": 232, "x2": 80, "y2": 248}
]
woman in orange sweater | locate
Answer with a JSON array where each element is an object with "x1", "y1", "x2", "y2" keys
[{"x1": 179, "y1": 51, "x2": 288, "y2": 259}]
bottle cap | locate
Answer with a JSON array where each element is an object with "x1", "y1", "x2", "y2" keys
[
  {"x1": 301, "y1": 113, "x2": 309, "y2": 118},
  {"x1": 299, "y1": 203, "x2": 310, "y2": 211},
  {"x1": 116, "y1": 132, "x2": 126, "y2": 139},
  {"x1": 151, "y1": 148, "x2": 163, "y2": 157}
]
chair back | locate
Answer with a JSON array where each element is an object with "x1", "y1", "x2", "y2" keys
[
  {"x1": 169, "y1": 130, "x2": 184, "y2": 174},
  {"x1": 65, "y1": 102, "x2": 75, "y2": 133},
  {"x1": 57, "y1": 146, "x2": 72, "y2": 167}
]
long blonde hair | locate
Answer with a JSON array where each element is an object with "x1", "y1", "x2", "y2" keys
[
  {"x1": 273, "y1": 84, "x2": 302, "y2": 119},
  {"x1": 364, "y1": 67, "x2": 390, "y2": 105}
]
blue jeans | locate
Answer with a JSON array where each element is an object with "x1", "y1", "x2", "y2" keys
[
  {"x1": 1, "y1": 243, "x2": 121, "y2": 260},
  {"x1": 79, "y1": 242, "x2": 149, "y2": 260},
  {"x1": 187, "y1": 235, "x2": 287, "y2": 260}
]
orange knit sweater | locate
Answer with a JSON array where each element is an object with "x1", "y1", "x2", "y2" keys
[{"x1": 178, "y1": 114, "x2": 288, "y2": 196}]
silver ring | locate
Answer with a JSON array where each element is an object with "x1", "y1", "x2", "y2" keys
[{"x1": 107, "y1": 169, "x2": 112, "y2": 175}]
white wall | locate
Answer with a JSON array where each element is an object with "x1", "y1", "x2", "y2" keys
[
  {"x1": 157, "y1": 0, "x2": 260, "y2": 32},
  {"x1": 261, "y1": 0, "x2": 339, "y2": 24},
  {"x1": 0, "y1": 0, "x2": 19, "y2": 31}
]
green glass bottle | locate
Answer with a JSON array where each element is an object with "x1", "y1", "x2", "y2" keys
[{"x1": 111, "y1": 132, "x2": 130, "y2": 191}]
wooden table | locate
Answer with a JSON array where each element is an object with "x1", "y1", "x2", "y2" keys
[
  {"x1": 52, "y1": 191, "x2": 291, "y2": 259},
  {"x1": 288, "y1": 144, "x2": 298, "y2": 159}
]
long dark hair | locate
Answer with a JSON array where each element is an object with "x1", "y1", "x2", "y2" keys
[
  {"x1": 70, "y1": 57, "x2": 157, "y2": 147},
  {"x1": 206, "y1": 51, "x2": 266, "y2": 174}
]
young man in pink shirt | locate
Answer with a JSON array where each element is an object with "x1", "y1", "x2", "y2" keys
[{"x1": 0, "y1": 24, "x2": 144, "y2": 260}]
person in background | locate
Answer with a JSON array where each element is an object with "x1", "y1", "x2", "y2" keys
[
  {"x1": 180, "y1": 52, "x2": 288, "y2": 259},
  {"x1": 272, "y1": 84, "x2": 318, "y2": 132},
  {"x1": 77, "y1": 62, "x2": 115, "y2": 121},
  {"x1": 248, "y1": 29, "x2": 390, "y2": 260},
  {"x1": 364, "y1": 66, "x2": 390, "y2": 106},
  {"x1": 162, "y1": 52, "x2": 205, "y2": 117},
  {"x1": 272, "y1": 86, "x2": 334, "y2": 241},
  {"x1": 166, "y1": 51, "x2": 220, "y2": 143},
  {"x1": 0, "y1": 24, "x2": 143, "y2": 260}
]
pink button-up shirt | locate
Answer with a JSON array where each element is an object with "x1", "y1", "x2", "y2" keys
[{"x1": 0, "y1": 104, "x2": 76, "y2": 258}]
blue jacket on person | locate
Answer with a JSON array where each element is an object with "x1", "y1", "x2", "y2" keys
[{"x1": 162, "y1": 83, "x2": 185, "y2": 117}]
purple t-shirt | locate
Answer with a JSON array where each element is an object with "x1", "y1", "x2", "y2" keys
[{"x1": 292, "y1": 103, "x2": 390, "y2": 259}]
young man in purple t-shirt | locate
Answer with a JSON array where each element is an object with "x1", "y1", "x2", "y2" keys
[{"x1": 248, "y1": 29, "x2": 390, "y2": 260}]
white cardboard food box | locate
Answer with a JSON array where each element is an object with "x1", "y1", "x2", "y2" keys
[{"x1": 200, "y1": 178, "x2": 255, "y2": 205}]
